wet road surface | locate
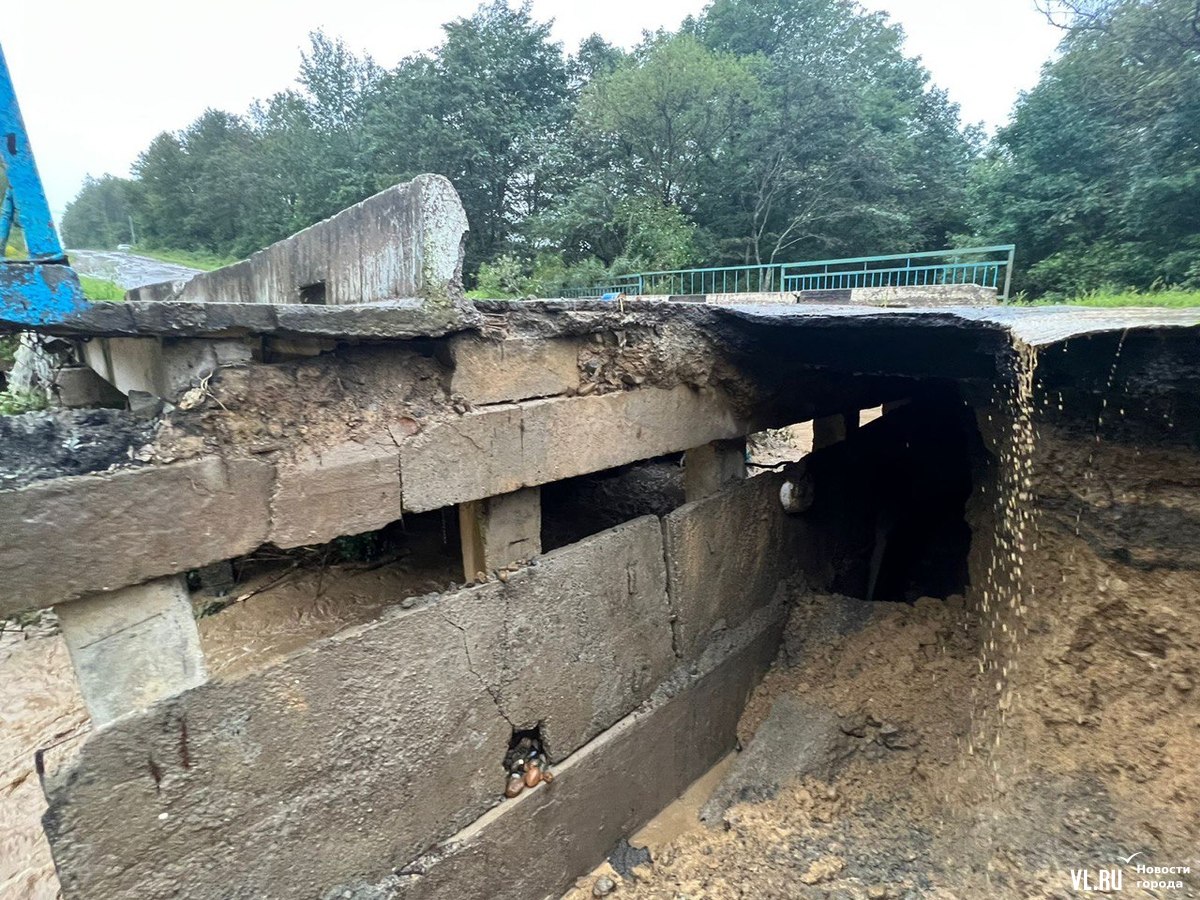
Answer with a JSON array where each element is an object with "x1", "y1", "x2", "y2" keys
[{"x1": 67, "y1": 249, "x2": 203, "y2": 290}]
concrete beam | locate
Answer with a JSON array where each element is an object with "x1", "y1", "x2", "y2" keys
[
  {"x1": 0, "y1": 457, "x2": 273, "y2": 616},
  {"x1": 77, "y1": 336, "x2": 253, "y2": 402},
  {"x1": 683, "y1": 438, "x2": 747, "y2": 502},
  {"x1": 812, "y1": 410, "x2": 859, "y2": 450},
  {"x1": 269, "y1": 434, "x2": 403, "y2": 549},
  {"x1": 56, "y1": 576, "x2": 206, "y2": 726},
  {"x1": 401, "y1": 385, "x2": 748, "y2": 512},
  {"x1": 459, "y1": 487, "x2": 541, "y2": 580},
  {"x1": 50, "y1": 366, "x2": 127, "y2": 408}
]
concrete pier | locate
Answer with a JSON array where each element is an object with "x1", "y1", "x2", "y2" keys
[
  {"x1": 459, "y1": 486, "x2": 542, "y2": 579},
  {"x1": 55, "y1": 576, "x2": 206, "y2": 726},
  {"x1": 684, "y1": 438, "x2": 747, "y2": 501}
]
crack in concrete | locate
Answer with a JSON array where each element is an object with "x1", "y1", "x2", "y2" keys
[
  {"x1": 74, "y1": 611, "x2": 165, "y2": 650},
  {"x1": 384, "y1": 424, "x2": 406, "y2": 521},
  {"x1": 436, "y1": 609, "x2": 513, "y2": 729},
  {"x1": 658, "y1": 517, "x2": 684, "y2": 660}
]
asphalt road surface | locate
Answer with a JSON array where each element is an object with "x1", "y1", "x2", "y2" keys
[{"x1": 67, "y1": 249, "x2": 202, "y2": 290}]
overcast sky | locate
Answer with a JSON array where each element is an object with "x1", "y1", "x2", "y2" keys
[{"x1": 5, "y1": 0, "x2": 1062, "y2": 217}]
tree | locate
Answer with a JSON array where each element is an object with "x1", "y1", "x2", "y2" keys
[
  {"x1": 60, "y1": 175, "x2": 136, "y2": 248},
  {"x1": 971, "y1": 0, "x2": 1200, "y2": 294},
  {"x1": 365, "y1": 1, "x2": 570, "y2": 273},
  {"x1": 577, "y1": 34, "x2": 759, "y2": 209},
  {"x1": 699, "y1": 0, "x2": 974, "y2": 265}
]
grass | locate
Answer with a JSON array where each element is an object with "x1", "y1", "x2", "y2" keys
[
  {"x1": 80, "y1": 275, "x2": 125, "y2": 302},
  {"x1": 1031, "y1": 288, "x2": 1200, "y2": 308},
  {"x1": 130, "y1": 246, "x2": 236, "y2": 271},
  {"x1": 0, "y1": 388, "x2": 47, "y2": 416}
]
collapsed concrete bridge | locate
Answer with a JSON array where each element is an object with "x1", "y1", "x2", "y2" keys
[{"x1": 2, "y1": 178, "x2": 1199, "y2": 899}]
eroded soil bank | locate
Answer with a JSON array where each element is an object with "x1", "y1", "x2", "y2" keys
[{"x1": 570, "y1": 421, "x2": 1200, "y2": 899}]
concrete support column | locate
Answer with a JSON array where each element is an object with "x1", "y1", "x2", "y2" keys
[
  {"x1": 684, "y1": 438, "x2": 747, "y2": 502},
  {"x1": 812, "y1": 411, "x2": 860, "y2": 451},
  {"x1": 459, "y1": 487, "x2": 542, "y2": 581},
  {"x1": 56, "y1": 575, "x2": 207, "y2": 726}
]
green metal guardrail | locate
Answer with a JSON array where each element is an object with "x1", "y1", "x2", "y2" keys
[{"x1": 561, "y1": 245, "x2": 1016, "y2": 301}]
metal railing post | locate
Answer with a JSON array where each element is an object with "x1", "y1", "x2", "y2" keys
[{"x1": 1002, "y1": 246, "x2": 1015, "y2": 301}]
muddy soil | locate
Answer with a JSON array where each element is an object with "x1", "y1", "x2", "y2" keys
[{"x1": 0, "y1": 619, "x2": 87, "y2": 900}]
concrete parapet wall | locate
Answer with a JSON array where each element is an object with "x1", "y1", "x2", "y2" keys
[
  {"x1": 42, "y1": 501, "x2": 785, "y2": 900},
  {"x1": 126, "y1": 175, "x2": 468, "y2": 308}
]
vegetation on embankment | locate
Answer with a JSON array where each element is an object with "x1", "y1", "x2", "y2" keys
[
  {"x1": 80, "y1": 276, "x2": 125, "y2": 302},
  {"x1": 127, "y1": 246, "x2": 234, "y2": 271},
  {"x1": 0, "y1": 388, "x2": 47, "y2": 415},
  {"x1": 1030, "y1": 288, "x2": 1200, "y2": 308}
]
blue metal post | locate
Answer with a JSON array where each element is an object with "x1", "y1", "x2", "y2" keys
[
  {"x1": 1, "y1": 46, "x2": 64, "y2": 261},
  {"x1": 0, "y1": 42, "x2": 88, "y2": 325}
]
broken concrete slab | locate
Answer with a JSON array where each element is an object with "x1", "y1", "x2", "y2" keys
[
  {"x1": 1, "y1": 456, "x2": 273, "y2": 615},
  {"x1": 347, "y1": 606, "x2": 784, "y2": 900},
  {"x1": 663, "y1": 472, "x2": 806, "y2": 660},
  {"x1": 400, "y1": 385, "x2": 748, "y2": 512},
  {"x1": 269, "y1": 433, "x2": 403, "y2": 548},
  {"x1": 126, "y1": 175, "x2": 470, "y2": 312},
  {"x1": 41, "y1": 518, "x2": 675, "y2": 900},
  {"x1": 77, "y1": 336, "x2": 254, "y2": 401},
  {"x1": 447, "y1": 516, "x2": 674, "y2": 758},
  {"x1": 699, "y1": 694, "x2": 844, "y2": 825},
  {"x1": 57, "y1": 576, "x2": 207, "y2": 726},
  {"x1": 449, "y1": 336, "x2": 579, "y2": 405}
]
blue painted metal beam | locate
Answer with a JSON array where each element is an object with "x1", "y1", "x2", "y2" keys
[
  {"x1": 0, "y1": 41, "x2": 87, "y2": 326},
  {"x1": 0, "y1": 261, "x2": 89, "y2": 326}
]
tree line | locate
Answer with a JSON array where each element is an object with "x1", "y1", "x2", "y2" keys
[{"x1": 59, "y1": 0, "x2": 1200, "y2": 298}]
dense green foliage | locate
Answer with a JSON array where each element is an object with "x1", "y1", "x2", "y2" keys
[
  {"x1": 970, "y1": 0, "x2": 1200, "y2": 296},
  {"x1": 59, "y1": 0, "x2": 1198, "y2": 297}
]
